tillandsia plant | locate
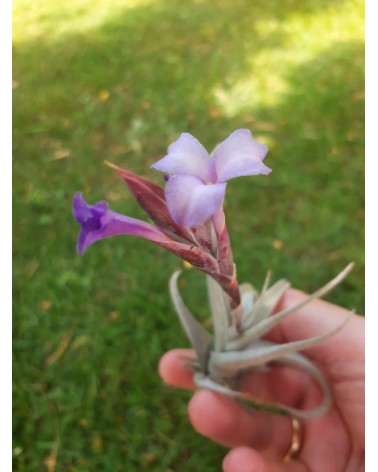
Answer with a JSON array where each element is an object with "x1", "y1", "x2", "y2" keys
[{"x1": 73, "y1": 129, "x2": 353, "y2": 419}]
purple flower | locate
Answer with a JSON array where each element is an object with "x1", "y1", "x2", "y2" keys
[
  {"x1": 73, "y1": 192, "x2": 175, "y2": 255},
  {"x1": 151, "y1": 129, "x2": 271, "y2": 228}
]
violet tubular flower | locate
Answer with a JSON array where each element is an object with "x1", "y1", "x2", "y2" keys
[
  {"x1": 151, "y1": 129, "x2": 271, "y2": 228},
  {"x1": 73, "y1": 192, "x2": 173, "y2": 255}
]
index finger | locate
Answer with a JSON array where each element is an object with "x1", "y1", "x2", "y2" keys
[{"x1": 158, "y1": 348, "x2": 196, "y2": 390}]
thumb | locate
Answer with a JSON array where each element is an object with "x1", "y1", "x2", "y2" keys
[{"x1": 266, "y1": 288, "x2": 364, "y2": 367}]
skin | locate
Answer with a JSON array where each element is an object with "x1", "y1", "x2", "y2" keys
[{"x1": 159, "y1": 288, "x2": 365, "y2": 471}]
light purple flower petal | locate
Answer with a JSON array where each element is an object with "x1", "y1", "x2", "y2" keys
[
  {"x1": 212, "y1": 129, "x2": 271, "y2": 182},
  {"x1": 165, "y1": 176, "x2": 226, "y2": 228},
  {"x1": 73, "y1": 192, "x2": 170, "y2": 255},
  {"x1": 151, "y1": 133, "x2": 216, "y2": 183}
]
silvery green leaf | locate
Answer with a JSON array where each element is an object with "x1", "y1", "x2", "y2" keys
[
  {"x1": 227, "y1": 278, "x2": 290, "y2": 350},
  {"x1": 261, "y1": 269, "x2": 272, "y2": 293},
  {"x1": 240, "y1": 271, "x2": 271, "y2": 331},
  {"x1": 244, "y1": 278, "x2": 290, "y2": 330},
  {"x1": 239, "y1": 282, "x2": 258, "y2": 326},
  {"x1": 228, "y1": 263, "x2": 354, "y2": 350},
  {"x1": 211, "y1": 313, "x2": 351, "y2": 374},
  {"x1": 193, "y1": 372, "x2": 241, "y2": 397},
  {"x1": 169, "y1": 271, "x2": 212, "y2": 372},
  {"x1": 206, "y1": 275, "x2": 230, "y2": 351}
]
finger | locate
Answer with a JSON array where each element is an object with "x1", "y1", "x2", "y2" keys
[
  {"x1": 158, "y1": 348, "x2": 196, "y2": 389},
  {"x1": 266, "y1": 288, "x2": 364, "y2": 366},
  {"x1": 188, "y1": 389, "x2": 294, "y2": 458},
  {"x1": 223, "y1": 446, "x2": 307, "y2": 472}
]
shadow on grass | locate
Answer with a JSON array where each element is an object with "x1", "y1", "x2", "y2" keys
[{"x1": 13, "y1": 0, "x2": 363, "y2": 470}]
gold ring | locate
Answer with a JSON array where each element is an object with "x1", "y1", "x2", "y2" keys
[{"x1": 283, "y1": 416, "x2": 304, "y2": 462}]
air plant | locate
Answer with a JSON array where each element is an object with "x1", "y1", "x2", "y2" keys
[{"x1": 73, "y1": 129, "x2": 353, "y2": 419}]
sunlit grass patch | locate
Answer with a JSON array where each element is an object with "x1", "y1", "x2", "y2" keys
[
  {"x1": 13, "y1": 0, "x2": 156, "y2": 42},
  {"x1": 213, "y1": 0, "x2": 364, "y2": 115}
]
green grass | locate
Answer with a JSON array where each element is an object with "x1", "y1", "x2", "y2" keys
[{"x1": 13, "y1": 0, "x2": 364, "y2": 470}]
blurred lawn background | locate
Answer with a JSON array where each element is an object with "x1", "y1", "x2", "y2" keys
[{"x1": 13, "y1": 0, "x2": 364, "y2": 470}]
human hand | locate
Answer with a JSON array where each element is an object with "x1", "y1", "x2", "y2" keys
[{"x1": 159, "y1": 289, "x2": 364, "y2": 471}]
